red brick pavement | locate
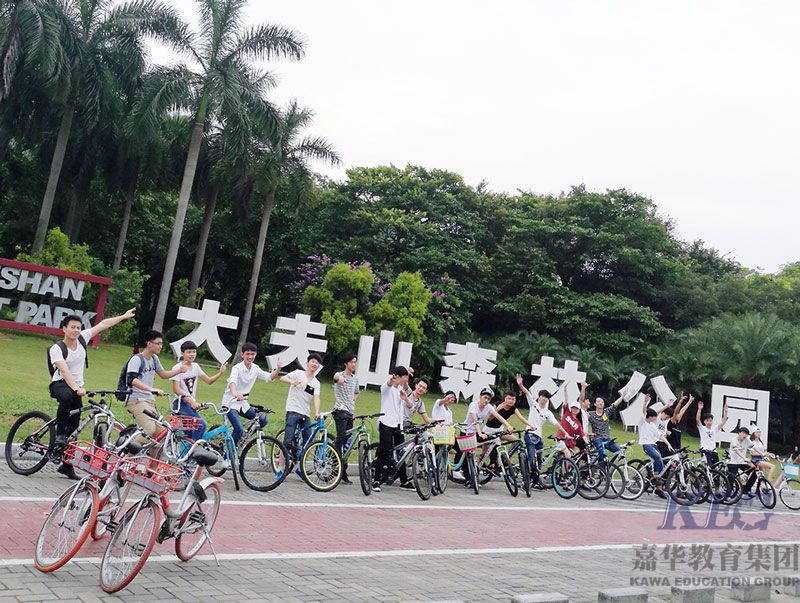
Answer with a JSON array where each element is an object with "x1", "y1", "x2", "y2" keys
[{"x1": 2, "y1": 501, "x2": 798, "y2": 561}]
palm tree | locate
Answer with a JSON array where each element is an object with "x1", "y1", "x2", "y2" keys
[
  {"x1": 146, "y1": 0, "x2": 305, "y2": 331},
  {"x1": 23, "y1": 0, "x2": 187, "y2": 255},
  {"x1": 235, "y1": 101, "x2": 340, "y2": 353}
]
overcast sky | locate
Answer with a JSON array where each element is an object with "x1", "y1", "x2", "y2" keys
[{"x1": 161, "y1": 1, "x2": 799, "y2": 273}]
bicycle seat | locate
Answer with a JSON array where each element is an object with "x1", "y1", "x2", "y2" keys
[
  {"x1": 115, "y1": 425, "x2": 143, "y2": 455},
  {"x1": 191, "y1": 448, "x2": 219, "y2": 468}
]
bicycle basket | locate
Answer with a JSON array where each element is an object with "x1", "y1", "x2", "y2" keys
[
  {"x1": 784, "y1": 463, "x2": 799, "y2": 477},
  {"x1": 63, "y1": 442, "x2": 122, "y2": 480},
  {"x1": 119, "y1": 456, "x2": 185, "y2": 494},
  {"x1": 432, "y1": 425, "x2": 456, "y2": 446},
  {"x1": 456, "y1": 433, "x2": 478, "y2": 452},
  {"x1": 168, "y1": 414, "x2": 203, "y2": 433}
]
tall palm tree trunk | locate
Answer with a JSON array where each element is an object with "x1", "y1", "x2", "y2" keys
[
  {"x1": 189, "y1": 186, "x2": 218, "y2": 293},
  {"x1": 152, "y1": 105, "x2": 206, "y2": 331},
  {"x1": 113, "y1": 172, "x2": 138, "y2": 271},
  {"x1": 236, "y1": 190, "x2": 275, "y2": 354},
  {"x1": 33, "y1": 104, "x2": 74, "y2": 254}
]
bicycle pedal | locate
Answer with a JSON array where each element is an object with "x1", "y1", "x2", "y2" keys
[{"x1": 188, "y1": 511, "x2": 206, "y2": 525}]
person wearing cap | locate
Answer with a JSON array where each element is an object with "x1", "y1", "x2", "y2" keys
[
  {"x1": 749, "y1": 427, "x2": 777, "y2": 483},
  {"x1": 170, "y1": 340, "x2": 228, "y2": 440},
  {"x1": 515, "y1": 374, "x2": 570, "y2": 466},
  {"x1": 461, "y1": 387, "x2": 514, "y2": 481},
  {"x1": 728, "y1": 426, "x2": 757, "y2": 494},
  {"x1": 559, "y1": 393, "x2": 586, "y2": 459}
]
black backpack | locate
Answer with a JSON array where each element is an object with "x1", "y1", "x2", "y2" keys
[
  {"x1": 116, "y1": 353, "x2": 145, "y2": 401},
  {"x1": 47, "y1": 335, "x2": 88, "y2": 377}
]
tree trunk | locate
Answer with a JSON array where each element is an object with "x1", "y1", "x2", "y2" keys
[
  {"x1": 189, "y1": 186, "x2": 219, "y2": 293},
  {"x1": 113, "y1": 175, "x2": 138, "y2": 271},
  {"x1": 152, "y1": 115, "x2": 206, "y2": 331},
  {"x1": 33, "y1": 104, "x2": 74, "y2": 254},
  {"x1": 236, "y1": 190, "x2": 276, "y2": 355},
  {"x1": 64, "y1": 187, "x2": 80, "y2": 239}
]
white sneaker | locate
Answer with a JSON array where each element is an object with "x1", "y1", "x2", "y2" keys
[{"x1": 452, "y1": 470, "x2": 464, "y2": 480}]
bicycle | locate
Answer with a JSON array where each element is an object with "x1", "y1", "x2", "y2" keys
[
  {"x1": 528, "y1": 436, "x2": 580, "y2": 499},
  {"x1": 372, "y1": 422, "x2": 440, "y2": 497},
  {"x1": 5, "y1": 390, "x2": 129, "y2": 476},
  {"x1": 725, "y1": 462, "x2": 777, "y2": 509},
  {"x1": 773, "y1": 457, "x2": 800, "y2": 510},
  {"x1": 598, "y1": 439, "x2": 645, "y2": 501},
  {"x1": 334, "y1": 412, "x2": 383, "y2": 496},
  {"x1": 448, "y1": 427, "x2": 518, "y2": 496},
  {"x1": 278, "y1": 412, "x2": 343, "y2": 492},
  {"x1": 99, "y1": 440, "x2": 222, "y2": 593}
]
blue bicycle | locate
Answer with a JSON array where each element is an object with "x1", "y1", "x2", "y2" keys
[{"x1": 276, "y1": 412, "x2": 343, "y2": 492}]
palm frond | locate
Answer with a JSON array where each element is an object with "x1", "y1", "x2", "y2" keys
[{"x1": 226, "y1": 23, "x2": 305, "y2": 63}]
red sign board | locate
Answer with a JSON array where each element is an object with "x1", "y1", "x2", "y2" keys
[{"x1": 0, "y1": 258, "x2": 113, "y2": 346}]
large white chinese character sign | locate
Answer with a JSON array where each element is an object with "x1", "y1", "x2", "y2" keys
[
  {"x1": 170, "y1": 299, "x2": 239, "y2": 363},
  {"x1": 267, "y1": 313, "x2": 328, "y2": 370},
  {"x1": 711, "y1": 385, "x2": 770, "y2": 446},
  {"x1": 439, "y1": 342, "x2": 497, "y2": 401},
  {"x1": 357, "y1": 330, "x2": 412, "y2": 388},
  {"x1": 529, "y1": 356, "x2": 586, "y2": 409},
  {"x1": 619, "y1": 371, "x2": 647, "y2": 429}
]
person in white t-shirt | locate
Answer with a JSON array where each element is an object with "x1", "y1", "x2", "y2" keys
[
  {"x1": 749, "y1": 427, "x2": 777, "y2": 483},
  {"x1": 431, "y1": 391, "x2": 457, "y2": 425},
  {"x1": 515, "y1": 374, "x2": 570, "y2": 466},
  {"x1": 374, "y1": 365, "x2": 411, "y2": 491},
  {"x1": 696, "y1": 400, "x2": 728, "y2": 467},
  {"x1": 170, "y1": 340, "x2": 227, "y2": 440},
  {"x1": 48, "y1": 309, "x2": 136, "y2": 479},
  {"x1": 639, "y1": 395, "x2": 673, "y2": 497},
  {"x1": 223, "y1": 342, "x2": 281, "y2": 444},
  {"x1": 279, "y1": 353, "x2": 323, "y2": 455},
  {"x1": 728, "y1": 426, "x2": 758, "y2": 494}
]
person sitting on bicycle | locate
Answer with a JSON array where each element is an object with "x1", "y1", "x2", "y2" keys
[
  {"x1": 462, "y1": 388, "x2": 515, "y2": 479},
  {"x1": 48, "y1": 309, "x2": 136, "y2": 479},
  {"x1": 696, "y1": 400, "x2": 729, "y2": 467},
  {"x1": 403, "y1": 375, "x2": 432, "y2": 429},
  {"x1": 750, "y1": 427, "x2": 777, "y2": 483},
  {"x1": 332, "y1": 352, "x2": 359, "y2": 484},
  {"x1": 728, "y1": 426, "x2": 757, "y2": 494},
  {"x1": 515, "y1": 374, "x2": 570, "y2": 466},
  {"x1": 170, "y1": 340, "x2": 227, "y2": 440},
  {"x1": 483, "y1": 391, "x2": 525, "y2": 468},
  {"x1": 222, "y1": 342, "x2": 281, "y2": 444},
  {"x1": 559, "y1": 392, "x2": 587, "y2": 459},
  {"x1": 279, "y1": 353, "x2": 323, "y2": 456},
  {"x1": 585, "y1": 388, "x2": 626, "y2": 464},
  {"x1": 374, "y1": 365, "x2": 412, "y2": 492},
  {"x1": 639, "y1": 395, "x2": 673, "y2": 497},
  {"x1": 654, "y1": 393, "x2": 692, "y2": 458},
  {"x1": 431, "y1": 391, "x2": 457, "y2": 425}
]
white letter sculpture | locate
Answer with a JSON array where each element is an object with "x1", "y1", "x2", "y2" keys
[
  {"x1": 267, "y1": 313, "x2": 328, "y2": 370},
  {"x1": 711, "y1": 385, "x2": 770, "y2": 446},
  {"x1": 529, "y1": 356, "x2": 586, "y2": 410},
  {"x1": 356, "y1": 330, "x2": 412, "y2": 388},
  {"x1": 618, "y1": 371, "x2": 647, "y2": 430},
  {"x1": 439, "y1": 341, "x2": 497, "y2": 402},
  {"x1": 170, "y1": 299, "x2": 239, "y2": 363}
]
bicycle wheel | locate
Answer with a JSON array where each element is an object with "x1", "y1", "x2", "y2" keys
[
  {"x1": 225, "y1": 438, "x2": 239, "y2": 491},
  {"x1": 552, "y1": 457, "x2": 579, "y2": 499},
  {"x1": 518, "y1": 450, "x2": 532, "y2": 498},
  {"x1": 467, "y1": 455, "x2": 480, "y2": 494},
  {"x1": 604, "y1": 463, "x2": 626, "y2": 500},
  {"x1": 357, "y1": 441, "x2": 373, "y2": 496},
  {"x1": 499, "y1": 451, "x2": 518, "y2": 497},
  {"x1": 756, "y1": 477, "x2": 777, "y2": 509},
  {"x1": 412, "y1": 450, "x2": 432, "y2": 501},
  {"x1": 93, "y1": 422, "x2": 108, "y2": 449},
  {"x1": 34, "y1": 482, "x2": 98, "y2": 572},
  {"x1": 708, "y1": 468, "x2": 732, "y2": 504},
  {"x1": 100, "y1": 498, "x2": 160, "y2": 593},
  {"x1": 780, "y1": 478, "x2": 800, "y2": 510},
  {"x1": 205, "y1": 425, "x2": 228, "y2": 477},
  {"x1": 301, "y1": 441, "x2": 342, "y2": 492},
  {"x1": 435, "y1": 446, "x2": 449, "y2": 495},
  {"x1": 722, "y1": 474, "x2": 743, "y2": 505},
  {"x1": 175, "y1": 482, "x2": 221, "y2": 561},
  {"x1": 667, "y1": 467, "x2": 707, "y2": 506},
  {"x1": 619, "y1": 464, "x2": 645, "y2": 501},
  {"x1": 5, "y1": 411, "x2": 54, "y2": 475},
  {"x1": 578, "y1": 461, "x2": 609, "y2": 500},
  {"x1": 239, "y1": 435, "x2": 290, "y2": 492}
]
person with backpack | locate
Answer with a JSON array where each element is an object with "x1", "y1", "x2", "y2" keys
[
  {"x1": 48, "y1": 309, "x2": 136, "y2": 479},
  {"x1": 122, "y1": 330, "x2": 188, "y2": 441}
]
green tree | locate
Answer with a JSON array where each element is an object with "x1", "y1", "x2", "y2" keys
[
  {"x1": 367, "y1": 271, "x2": 431, "y2": 347},
  {"x1": 146, "y1": 0, "x2": 305, "y2": 330}
]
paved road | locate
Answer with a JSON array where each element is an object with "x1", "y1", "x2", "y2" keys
[{"x1": 1, "y1": 462, "x2": 799, "y2": 602}]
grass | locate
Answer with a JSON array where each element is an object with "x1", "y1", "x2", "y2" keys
[{"x1": 0, "y1": 329, "x2": 700, "y2": 459}]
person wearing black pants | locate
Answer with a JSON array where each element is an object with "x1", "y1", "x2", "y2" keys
[
  {"x1": 50, "y1": 380, "x2": 83, "y2": 444},
  {"x1": 374, "y1": 366, "x2": 411, "y2": 491},
  {"x1": 332, "y1": 354, "x2": 360, "y2": 484}
]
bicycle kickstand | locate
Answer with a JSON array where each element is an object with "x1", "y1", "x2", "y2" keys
[{"x1": 202, "y1": 527, "x2": 221, "y2": 567}]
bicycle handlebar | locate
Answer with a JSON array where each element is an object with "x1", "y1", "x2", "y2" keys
[
  {"x1": 354, "y1": 412, "x2": 384, "y2": 420},
  {"x1": 85, "y1": 390, "x2": 131, "y2": 397}
]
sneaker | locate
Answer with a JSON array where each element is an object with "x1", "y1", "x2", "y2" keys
[
  {"x1": 655, "y1": 489, "x2": 667, "y2": 499},
  {"x1": 372, "y1": 482, "x2": 382, "y2": 492},
  {"x1": 341, "y1": 475, "x2": 352, "y2": 484},
  {"x1": 50, "y1": 436, "x2": 67, "y2": 461},
  {"x1": 399, "y1": 482, "x2": 414, "y2": 490},
  {"x1": 57, "y1": 463, "x2": 79, "y2": 480},
  {"x1": 451, "y1": 470, "x2": 464, "y2": 481}
]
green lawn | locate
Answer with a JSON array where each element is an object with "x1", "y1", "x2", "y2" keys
[{"x1": 0, "y1": 329, "x2": 698, "y2": 459}]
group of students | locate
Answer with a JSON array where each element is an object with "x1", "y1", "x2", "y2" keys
[{"x1": 47, "y1": 312, "x2": 779, "y2": 495}]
